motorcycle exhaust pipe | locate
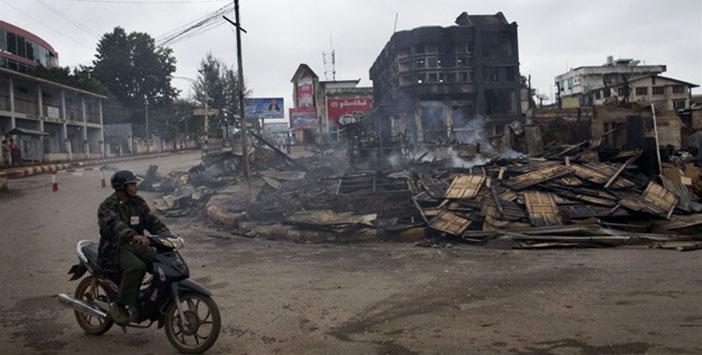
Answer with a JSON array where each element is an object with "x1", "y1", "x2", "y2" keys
[{"x1": 57, "y1": 293, "x2": 108, "y2": 319}]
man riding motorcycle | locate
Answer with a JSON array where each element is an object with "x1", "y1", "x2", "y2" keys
[{"x1": 97, "y1": 170, "x2": 170, "y2": 324}]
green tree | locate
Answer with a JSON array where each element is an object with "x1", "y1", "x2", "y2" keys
[
  {"x1": 93, "y1": 27, "x2": 178, "y2": 110},
  {"x1": 192, "y1": 53, "x2": 249, "y2": 135},
  {"x1": 31, "y1": 65, "x2": 110, "y2": 95}
]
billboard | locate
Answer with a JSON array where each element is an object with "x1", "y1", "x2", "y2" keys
[
  {"x1": 327, "y1": 97, "x2": 372, "y2": 125},
  {"x1": 244, "y1": 98, "x2": 285, "y2": 119},
  {"x1": 297, "y1": 77, "x2": 314, "y2": 108},
  {"x1": 290, "y1": 107, "x2": 317, "y2": 130}
]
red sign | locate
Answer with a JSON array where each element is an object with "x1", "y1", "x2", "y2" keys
[
  {"x1": 327, "y1": 97, "x2": 372, "y2": 124},
  {"x1": 297, "y1": 78, "x2": 314, "y2": 108},
  {"x1": 290, "y1": 107, "x2": 317, "y2": 130}
]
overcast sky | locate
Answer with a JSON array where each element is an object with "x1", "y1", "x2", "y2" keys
[{"x1": 3, "y1": 0, "x2": 701, "y2": 114}]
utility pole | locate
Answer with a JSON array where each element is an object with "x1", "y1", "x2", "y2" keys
[
  {"x1": 145, "y1": 99, "x2": 150, "y2": 153},
  {"x1": 203, "y1": 78, "x2": 209, "y2": 138},
  {"x1": 224, "y1": 1, "x2": 250, "y2": 180}
]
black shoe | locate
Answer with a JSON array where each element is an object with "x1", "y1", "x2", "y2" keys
[{"x1": 109, "y1": 303, "x2": 130, "y2": 325}]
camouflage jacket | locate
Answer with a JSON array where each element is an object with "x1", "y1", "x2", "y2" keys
[{"x1": 97, "y1": 193, "x2": 169, "y2": 272}]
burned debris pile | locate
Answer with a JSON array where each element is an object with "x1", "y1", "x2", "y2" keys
[{"x1": 143, "y1": 132, "x2": 702, "y2": 250}]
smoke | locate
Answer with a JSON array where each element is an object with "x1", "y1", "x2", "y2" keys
[
  {"x1": 448, "y1": 147, "x2": 491, "y2": 168},
  {"x1": 387, "y1": 153, "x2": 402, "y2": 168}
]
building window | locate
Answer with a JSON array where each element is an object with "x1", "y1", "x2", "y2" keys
[
  {"x1": 412, "y1": 44, "x2": 425, "y2": 54},
  {"x1": 459, "y1": 72, "x2": 468, "y2": 82},
  {"x1": 443, "y1": 57, "x2": 455, "y2": 68},
  {"x1": 0, "y1": 29, "x2": 6, "y2": 51},
  {"x1": 425, "y1": 43, "x2": 438, "y2": 53},
  {"x1": 594, "y1": 91, "x2": 601, "y2": 100},
  {"x1": 7, "y1": 32, "x2": 17, "y2": 54},
  {"x1": 428, "y1": 57, "x2": 438, "y2": 68},
  {"x1": 466, "y1": 42, "x2": 475, "y2": 55},
  {"x1": 416, "y1": 73, "x2": 425, "y2": 84},
  {"x1": 603, "y1": 89, "x2": 611, "y2": 98},
  {"x1": 17, "y1": 36, "x2": 26, "y2": 58},
  {"x1": 505, "y1": 67, "x2": 515, "y2": 82},
  {"x1": 673, "y1": 100, "x2": 686, "y2": 110},
  {"x1": 427, "y1": 73, "x2": 438, "y2": 83},
  {"x1": 445, "y1": 72, "x2": 457, "y2": 83},
  {"x1": 673, "y1": 85, "x2": 685, "y2": 94},
  {"x1": 567, "y1": 79, "x2": 573, "y2": 90},
  {"x1": 456, "y1": 57, "x2": 466, "y2": 67},
  {"x1": 652, "y1": 86, "x2": 664, "y2": 95},
  {"x1": 415, "y1": 58, "x2": 425, "y2": 69},
  {"x1": 617, "y1": 87, "x2": 626, "y2": 96},
  {"x1": 635, "y1": 87, "x2": 648, "y2": 96}
]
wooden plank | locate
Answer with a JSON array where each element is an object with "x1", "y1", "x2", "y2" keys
[
  {"x1": 604, "y1": 154, "x2": 639, "y2": 188},
  {"x1": 524, "y1": 191, "x2": 562, "y2": 227},
  {"x1": 444, "y1": 175, "x2": 486, "y2": 200},
  {"x1": 642, "y1": 182, "x2": 678, "y2": 219},
  {"x1": 576, "y1": 162, "x2": 636, "y2": 189},
  {"x1": 429, "y1": 210, "x2": 471, "y2": 236},
  {"x1": 504, "y1": 165, "x2": 573, "y2": 190}
]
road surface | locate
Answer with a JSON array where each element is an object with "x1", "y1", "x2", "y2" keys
[{"x1": 1, "y1": 150, "x2": 701, "y2": 354}]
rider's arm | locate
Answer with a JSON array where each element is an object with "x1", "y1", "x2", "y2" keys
[
  {"x1": 134, "y1": 196, "x2": 169, "y2": 235},
  {"x1": 97, "y1": 199, "x2": 137, "y2": 244}
]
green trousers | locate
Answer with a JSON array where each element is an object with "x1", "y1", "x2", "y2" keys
[{"x1": 116, "y1": 243, "x2": 156, "y2": 306}]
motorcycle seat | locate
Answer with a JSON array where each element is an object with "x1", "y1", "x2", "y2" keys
[{"x1": 79, "y1": 242, "x2": 120, "y2": 280}]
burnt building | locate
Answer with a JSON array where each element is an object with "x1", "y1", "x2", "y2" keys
[{"x1": 369, "y1": 12, "x2": 521, "y2": 145}]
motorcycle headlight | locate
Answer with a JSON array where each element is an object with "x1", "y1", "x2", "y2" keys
[{"x1": 162, "y1": 237, "x2": 185, "y2": 250}]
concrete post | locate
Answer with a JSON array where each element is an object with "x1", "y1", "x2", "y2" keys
[
  {"x1": 99, "y1": 99, "x2": 105, "y2": 157},
  {"x1": 60, "y1": 89, "x2": 71, "y2": 160},
  {"x1": 81, "y1": 96, "x2": 89, "y2": 156},
  {"x1": 37, "y1": 85, "x2": 44, "y2": 117},
  {"x1": 38, "y1": 85, "x2": 45, "y2": 161},
  {"x1": 9, "y1": 77, "x2": 15, "y2": 129}
]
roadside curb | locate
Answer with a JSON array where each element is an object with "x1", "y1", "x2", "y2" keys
[{"x1": 2, "y1": 150, "x2": 197, "y2": 179}]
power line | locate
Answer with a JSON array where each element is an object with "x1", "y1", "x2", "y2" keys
[
  {"x1": 0, "y1": 0, "x2": 95, "y2": 50},
  {"x1": 35, "y1": 0, "x2": 101, "y2": 38},
  {"x1": 155, "y1": 2, "x2": 232, "y2": 47},
  {"x1": 51, "y1": 0, "x2": 228, "y2": 4}
]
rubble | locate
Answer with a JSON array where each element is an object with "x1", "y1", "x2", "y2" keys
[{"x1": 145, "y1": 129, "x2": 702, "y2": 251}]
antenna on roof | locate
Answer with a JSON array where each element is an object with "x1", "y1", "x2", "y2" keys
[
  {"x1": 393, "y1": 12, "x2": 399, "y2": 33},
  {"x1": 322, "y1": 35, "x2": 336, "y2": 81}
]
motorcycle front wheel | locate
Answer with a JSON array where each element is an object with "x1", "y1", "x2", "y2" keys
[
  {"x1": 74, "y1": 276, "x2": 114, "y2": 335},
  {"x1": 164, "y1": 292, "x2": 221, "y2": 354}
]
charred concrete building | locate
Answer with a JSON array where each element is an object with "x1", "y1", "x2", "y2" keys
[{"x1": 369, "y1": 12, "x2": 521, "y2": 145}]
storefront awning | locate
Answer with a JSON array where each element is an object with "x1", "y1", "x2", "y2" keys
[{"x1": 4, "y1": 127, "x2": 49, "y2": 136}]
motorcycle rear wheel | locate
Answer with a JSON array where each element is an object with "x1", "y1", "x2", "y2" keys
[
  {"x1": 74, "y1": 276, "x2": 114, "y2": 335},
  {"x1": 164, "y1": 292, "x2": 221, "y2": 354}
]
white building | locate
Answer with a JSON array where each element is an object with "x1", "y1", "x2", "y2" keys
[{"x1": 1, "y1": 67, "x2": 106, "y2": 163}]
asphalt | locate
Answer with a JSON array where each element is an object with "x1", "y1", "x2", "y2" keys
[{"x1": 1, "y1": 150, "x2": 701, "y2": 354}]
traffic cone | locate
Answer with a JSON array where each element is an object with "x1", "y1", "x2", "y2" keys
[
  {"x1": 100, "y1": 171, "x2": 106, "y2": 188},
  {"x1": 51, "y1": 174, "x2": 58, "y2": 192}
]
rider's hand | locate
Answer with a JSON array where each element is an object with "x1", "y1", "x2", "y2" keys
[{"x1": 132, "y1": 234, "x2": 149, "y2": 247}]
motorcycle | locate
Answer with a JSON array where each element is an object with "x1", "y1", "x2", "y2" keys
[{"x1": 56, "y1": 233, "x2": 221, "y2": 354}]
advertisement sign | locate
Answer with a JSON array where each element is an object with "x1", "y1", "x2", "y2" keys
[
  {"x1": 297, "y1": 77, "x2": 314, "y2": 108},
  {"x1": 327, "y1": 97, "x2": 372, "y2": 125},
  {"x1": 290, "y1": 107, "x2": 317, "y2": 130},
  {"x1": 244, "y1": 98, "x2": 285, "y2": 119}
]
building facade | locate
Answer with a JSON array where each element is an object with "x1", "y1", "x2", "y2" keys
[
  {"x1": 290, "y1": 64, "x2": 373, "y2": 143},
  {"x1": 1, "y1": 67, "x2": 105, "y2": 163},
  {"x1": 369, "y1": 12, "x2": 521, "y2": 144},
  {"x1": 555, "y1": 57, "x2": 667, "y2": 108},
  {"x1": 606, "y1": 75, "x2": 697, "y2": 112},
  {"x1": 0, "y1": 20, "x2": 59, "y2": 73}
]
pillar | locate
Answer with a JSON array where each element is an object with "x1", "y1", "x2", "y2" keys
[
  {"x1": 81, "y1": 96, "x2": 89, "y2": 156},
  {"x1": 9, "y1": 77, "x2": 15, "y2": 129},
  {"x1": 99, "y1": 99, "x2": 105, "y2": 157}
]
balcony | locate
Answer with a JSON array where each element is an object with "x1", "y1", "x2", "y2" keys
[{"x1": 14, "y1": 97, "x2": 39, "y2": 115}]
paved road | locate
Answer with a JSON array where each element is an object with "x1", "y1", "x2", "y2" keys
[{"x1": 1, "y1": 150, "x2": 702, "y2": 354}]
